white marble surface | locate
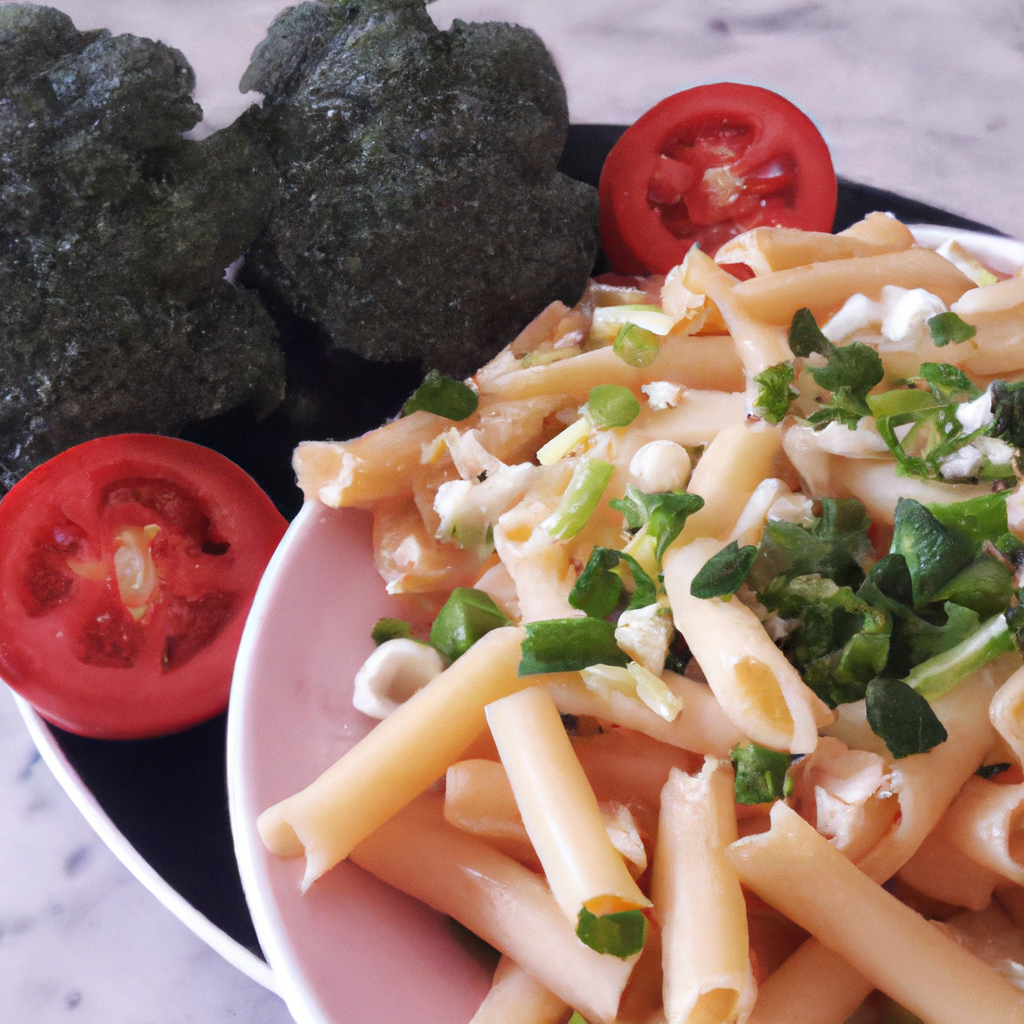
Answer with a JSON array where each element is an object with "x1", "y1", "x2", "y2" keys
[{"x1": 2, "y1": 1, "x2": 1023, "y2": 1022}]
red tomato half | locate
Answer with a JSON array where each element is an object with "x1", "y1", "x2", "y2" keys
[
  {"x1": 599, "y1": 83, "x2": 838, "y2": 274},
  {"x1": 0, "y1": 435, "x2": 287, "y2": 739}
]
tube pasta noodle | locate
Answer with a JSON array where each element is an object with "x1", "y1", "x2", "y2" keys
[
  {"x1": 259, "y1": 215, "x2": 1024, "y2": 1022},
  {"x1": 728, "y1": 802, "x2": 1024, "y2": 1024},
  {"x1": 664, "y1": 537, "x2": 832, "y2": 753}
]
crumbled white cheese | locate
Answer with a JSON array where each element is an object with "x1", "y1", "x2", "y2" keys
[
  {"x1": 614, "y1": 601, "x2": 674, "y2": 676},
  {"x1": 822, "y1": 293, "x2": 883, "y2": 343},
  {"x1": 939, "y1": 445, "x2": 984, "y2": 480},
  {"x1": 956, "y1": 386, "x2": 995, "y2": 434},
  {"x1": 628, "y1": 439, "x2": 692, "y2": 493},
  {"x1": 352, "y1": 639, "x2": 446, "y2": 719},
  {"x1": 641, "y1": 380, "x2": 686, "y2": 410},
  {"x1": 767, "y1": 493, "x2": 817, "y2": 528},
  {"x1": 879, "y1": 286, "x2": 947, "y2": 350},
  {"x1": 434, "y1": 463, "x2": 538, "y2": 549},
  {"x1": 804, "y1": 419, "x2": 890, "y2": 458}
]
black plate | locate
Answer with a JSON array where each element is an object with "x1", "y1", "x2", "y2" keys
[{"x1": 41, "y1": 125, "x2": 1005, "y2": 967}]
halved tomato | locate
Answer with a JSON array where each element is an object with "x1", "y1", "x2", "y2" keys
[
  {"x1": 0, "y1": 435, "x2": 287, "y2": 739},
  {"x1": 599, "y1": 83, "x2": 838, "y2": 273}
]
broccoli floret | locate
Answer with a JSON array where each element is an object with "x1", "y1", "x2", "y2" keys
[
  {"x1": 0, "y1": 4, "x2": 284, "y2": 489},
  {"x1": 238, "y1": 0, "x2": 599, "y2": 377}
]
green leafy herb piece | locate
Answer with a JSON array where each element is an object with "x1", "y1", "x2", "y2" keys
[
  {"x1": 749, "y1": 498, "x2": 873, "y2": 614},
  {"x1": 927, "y1": 311, "x2": 977, "y2": 346},
  {"x1": 891, "y1": 498, "x2": 976, "y2": 606},
  {"x1": 926, "y1": 491, "x2": 1011, "y2": 551},
  {"x1": 609, "y1": 484, "x2": 705, "y2": 561},
  {"x1": 788, "y1": 307, "x2": 833, "y2": 358},
  {"x1": 429, "y1": 588, "x2": 509, "y2": 661},
  {"x1": 544, "y1": 457, "x2": 615, "y2": 541},
  {"x1": 575, "y1": 907, "x2": 647, "y2": 959},
  {"x1": 866, "y1": 387, "x2": 936, "y2": 420},
  {"x1": 905, "y1": 612, "x2": 1017, "y2": 702},
  {"x1": 519, "y1": 618, "x2": 629, "y2": 676},
  {"x1": 865, "y1": 677, "x2": 948, "y2": 758},
  {"x1": 991, "y1": 379, "x2": 1024, "y2": 450},
  {"x1": 612, "y1": 322, "x2": 659, "y2": 368},
  {"x1": 931, "y1": 553, "x2": 1015, "y2": 619},
  {"x1": 805, "y1": 341, "x2": 885, "y2": 428},
  {"x1": 586, "y1": 385, "x2": 641, "y2": 429},
  {"x1": 732, "y1": 744, "x2": 792, "y2": 804},
  {"x1": 371, "y1": 617, "x2": 413, "y2": 645},
  {"x1": 917, "y1": 363, "x2": 982, "y2": 401},
  {"x1": 570, "y1": 547, "x2": 657, "y2": 618},
  {"x1": 402, "y1": 370, "x2": 479, "y2": 420},
  {"x1": 752, "y1": 361, "x2": 798, "y2": 423},
  {"x1": 566, "y1": 1015, "x2": 590, "y2": 1024},
  {"x1": 976, "y1": 762, "x2": 1012, "y2": 779},
  {"x1": 690, "y1": 541, "x2": 758, "y2": 599}
]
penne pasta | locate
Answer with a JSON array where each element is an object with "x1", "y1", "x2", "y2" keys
[{"x1": 469, "y1": 956, "x2": 570, "y2": 1024}]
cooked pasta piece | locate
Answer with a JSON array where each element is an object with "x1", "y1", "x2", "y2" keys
[
  {"x1": 653, "y1": 761, "x2": 753, "y2": 1024},
  {"x1": 728, "y1": 802, "x2": 1024, "y2": 1024},
  {"x1": 664, "y1": 538, "x2": 832, "y2": 753},
  {"x1": 485, "y1": 686, "x2": 652, "y2": 927},
  {"x1": 469, "y1": 956, "x2": 570, "y2": 1024},
  {"x1": 350, "y1": 795, "x2": 636, "y2": 1024},
  {"x1": 257, "y1": 626, "x2": 529, "y2": 888}
]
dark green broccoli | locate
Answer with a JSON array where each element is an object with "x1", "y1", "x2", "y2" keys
[
  {"x1": 0, "y1": 4, "x2": 284, "y2": 489},
  {"x1": 238, "y1": 0, "x2": 599, "y2": 377}
]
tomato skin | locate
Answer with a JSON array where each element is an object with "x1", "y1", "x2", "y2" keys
[
  {"x1": 0, "y1": 435, "x2": 288, "y2": 739},
  {"x1": 599, "y1": 83, "x2": 838, "y2": 274}
]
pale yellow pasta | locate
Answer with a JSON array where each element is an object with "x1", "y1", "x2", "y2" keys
[
  {"x1": 474, "y1": 333, "x2": 745, "y2": 401},
  {"x1": 728, "y1": 802, "x2": 1024, "y2": 1024},
  {"x1": 727, "y1": 478, "x2": 792, "y2": 548},
  {"x1": 991, "y1": 665, "x2": 1024, "y2": 761},
  {"x1": 652, "y1": 762, "x2": 752, "y2": 1024},
  {"x1": 664, "y1": 537, "x2": 832, "y2": 753},
  {"x1": 632, "y1": 389, "x2": 747, "y2": 448},
  {"x1": 675, "y1": 421, "x2": 784, "y2": 547},
  {"x1": 485, "y1": 686, "x2": 651, "y2": 924},
  {"x1": 469, "y1": 955, "x2": 569, "y2": 1024},
  {"x1": 942, "y1": 777, "x2": 1024, "y2": 886},
  {"x1": 546, "y1": 671, "x2": 746, "y2": 759},
  {"x1": 714, "y1": 223, "x2": 913, "y2": 276},
  {"x1": 746, "y1": 938, "x2": 873, "y2": 1024},
  {"x1": 257, "y1": 626, "x2": 529, "y2": 888},
  {"x1": 730, "y1": 247, "x2": 975, "y2": 325},
  {"x1": 350, "y1": 795, "x2": 636, "y2": 1024},
  {"x1": 838, "y1": 211, "x2": 917, "y2": 248}
]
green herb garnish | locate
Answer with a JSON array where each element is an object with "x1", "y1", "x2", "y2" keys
[
  {"x1": 575, "y1": 906, "x2": 647, "y2": 959},
  {"x1": 609, "y1": 485, "x2": 705, "y2": 561},
  {"x1": 689, "y1": 541, "x2": 758, "y2": 599},
  {"x1": 429, "y1": 588, "x2": 509, "y2": 661},
  {"x1": 612, "y1": 322, "x2": 659, "y2": 368},
  {"x1": 865, "y1": 677, "x2": 948, "y2": 759},
  {"x1": 402, "y1": 370, "x2": 479, "y2": 420},
  {"x1": 586, "y1": 385, "x2": 641, "y2": 429},
  {"x1": 543, "y1": 457, "x2": 615, "y2": 541},
  {"x1": 732, "y1": 743, "x2": 792, "y2": 804},
  {"x1": 976, "y1": 762, "x2": 1012, "y2": 779},
  {"x1": 927, "y1": 311, "x2": 977, "y2": 347},
  {"x1": 518, "y1": 618, "x2": 628, "y2": 675},
  {"x1": 751, "y1": 361, "x2": 798, "y2": 423},
  {"x1": 371, "y1": 617, "x2": 413, "y2": 645},
  {"x1": 570, "y1": 547, "x2": 657, "y2": 618}
]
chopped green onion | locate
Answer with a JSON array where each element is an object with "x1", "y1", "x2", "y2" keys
[
  {"x1": 917, "y1": 363, "x2": 981, "y2": 401},
  {"x1": 609, "y1": 484, "x2": 705, "y2": 561},
  {"x1": 543, "y1": 457, "x2": 615, "y2": 541},
  {"x1": 905, "y1": 612, "x2": 1016, "y2": 702},
  {"x1": 575, "y1": 906, "x2": 647, "y2": 959},
  {"x1": 613, "y1": 323, "x2": 660, "y2": 368},
  {"x1": 865, "y1": 677, "x2": 948, "y2": 758},
  {"x1": 570, "y1": 547, "x2": 657, "y2": 618},
  {"x1": 866, "y1": 388, "x2": 936, "y2": 419},
  {"x1": 536, "y1": 416, "x2": 589, "y2": 465},
  {"x1": 751, "y1": 361, "x2": 798, "y2": 423},
  {"x1": 586, "y1": 385, "x2": 641, "y2": 429},
  {"x1": 429, "y1": 587, "x2": 509, "y2": 661},
  {"x1": 927, "y1": 311, "x2": 977, "y2": 347},
  {"x1": 732, "y1": 744, "x2": 792, "y2": 804},
  {"x1": 402, "y1": 370, "x2": 479, "y2": 420},
  {"x1": 370, "y1": 617, "x2": 413, "y2": 645},
  {"x1": 689, "y1": 540, "x2": 758, "y2": 599},
  {"x1": 519, "y1": 618, "x2": 628, "y2": 675}
]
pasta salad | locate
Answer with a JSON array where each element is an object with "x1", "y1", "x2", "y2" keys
[{"x1": 258, "y1": 214, "x2": 1024, "y2": 1024}]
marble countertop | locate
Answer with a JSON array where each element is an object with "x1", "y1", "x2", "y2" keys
[{"x1": 2, "y1": 1, "x2": 1022, "y2": 1022}]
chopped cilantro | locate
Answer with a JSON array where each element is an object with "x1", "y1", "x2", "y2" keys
[
  {"x1": 575, "y1": 906, "x2": 647, "y2": 959},
  {"x1": 689, "y1": 541, "x2": 758, "y2": 599},
  {"x1": 865, "y1": 677, "x2": 948, "y2": 759},
  {"x1": 732, "y1": 743, "x2": 792, "y2": 804},
  {"x1": 402, "y1": 370, "x2": 478, "y2": 420},
  {"x1": 752, "y1": 361, "x2": 798, "y2": 423},
  {"x1": 519, "y1": 618, "x2": 629, "y2": 676},
  {"x1": 609, "y1": 485, "x2": 705, "y2": 561},
  {"x1": 570, "y1": 547, "x2": 657, "y2": 618},
  {"x1": 927, "y1": 311, "x2": 977, "y2": 346},
  {"x1": 917, "y1": 362, "x2": 981, "y2": 401},
  {"x1": 788, "y1": 307, "x2": 833, "y2": 358}
]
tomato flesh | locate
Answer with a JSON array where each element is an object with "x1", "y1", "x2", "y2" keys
[
  {"x1": 599, "y1": 84, "x2": 838, "y2": 274},
  {"x1": 0, "y1": 436, "x2": 287, "y2": 739}
]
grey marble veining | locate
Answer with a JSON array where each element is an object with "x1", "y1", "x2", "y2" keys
[{"x1": 2, "y1": 2, "x2": 1023, "y2": 1022}]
